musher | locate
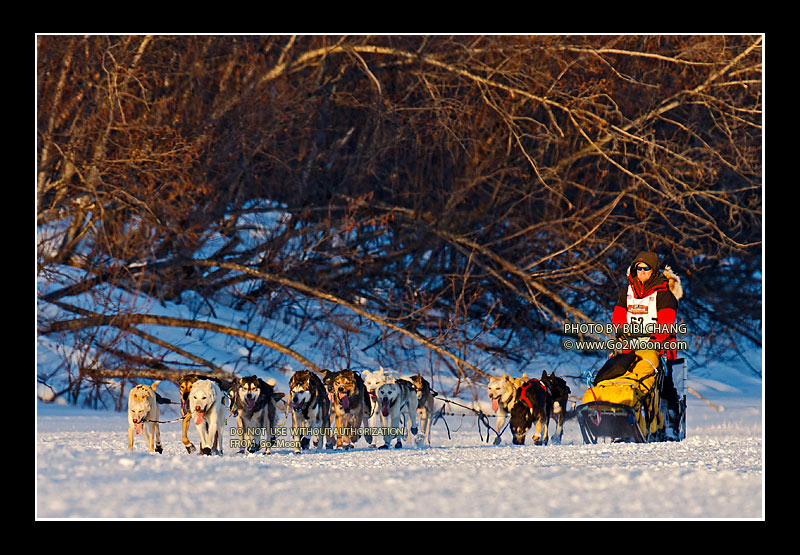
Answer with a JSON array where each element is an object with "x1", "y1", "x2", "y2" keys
[
  {"x1": 608, "y1": 251, "x2": 684, "y2": 439},
  {"x1": 612, "y1": 251, "x2": 680, "y2": 355}
]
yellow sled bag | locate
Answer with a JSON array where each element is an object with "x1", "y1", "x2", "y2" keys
[
  {"x1": 581, "y1": 350, "x2": 663, "y2": 436},
  {"x1": 582, "y1": 350, "x2": 660, "y2": 405}
]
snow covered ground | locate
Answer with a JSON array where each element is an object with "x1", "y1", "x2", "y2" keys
[{"x1": 36, "y1": 362, "x2": 763, "y2": 519}]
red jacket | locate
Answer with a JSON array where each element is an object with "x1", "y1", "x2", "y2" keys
[
  {"x1": 613, "y1": 255, "x2": 679, "y2": 358},
  {"x1": 612, "y1": 275, "x2": 677, "y2": 343}
]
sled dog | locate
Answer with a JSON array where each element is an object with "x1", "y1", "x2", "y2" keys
[
  {"x1": 178, "y1": 374, "x2": 229, "y2": 454},
  {"x1": 188, "y1": 379, "x2": 226, "y2": 455},
  {"x1": 540, "y1": 370, "x2": 570, "y2": 444},
  {"x1": 409, "y1": 374, "x2": 437, "y2": 446},
  {"x1": 231, "y1": 375, "x2": 284, "y2": 455},
  {"x1": 289, "y1": 370, "x2": 331, "y2": 454},
  {"x1": 376, "y1": 377, "x2": 420, "y2": 448},
  {"x1": 127, "y1": 381, "x2": 163, "y2": 453},
  {"x1": 362, "y1": 367, "x2": 393, "y2": 448},
  {"x1": 321, "y1": 369, "x2": 341, "y2": 449},
  {"x1": 509, "y1": 378, "x2": 553, "y2": 446},
  {"x1": 326, "y1": 369, "x2": 371, "y2": 449},
  {"x1": 486, "y1": 373, "x2": 528, "y2": 444}
]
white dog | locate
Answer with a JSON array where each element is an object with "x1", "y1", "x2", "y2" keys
[
  {"x1": 362, "y1": 367, "x2": 392, "y2": 448},
  {"x1": 486, "y1": 373, "x2": 527, "y2": 445},
  {"x1": 127, "y1": 381, "x2": 163, "y2": 453},
  {"x1": 376, "y1": 377, "x2": 420, "y2": 449},
  {"x1": 188, "y1": 379, "x2": 226, "y2": 455}
]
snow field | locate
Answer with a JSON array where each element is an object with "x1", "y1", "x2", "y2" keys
[{"x1": 36, "y1": 388, "x2": 762, "y2": 519}]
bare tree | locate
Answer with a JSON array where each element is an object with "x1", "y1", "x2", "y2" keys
[{"x1": 37, "y1": 35, "x2": 762, "y2": 405}]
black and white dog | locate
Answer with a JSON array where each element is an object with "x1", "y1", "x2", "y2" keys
[
  {"x1": 509, "y1": 378, "x2": 553, "y2": 446},
  {"x1": 540, "y1": 370, "x2": 570, "y2": 444},
  {"x1": 289, "y1": 370, "x2": 331, "y2": 454},
  {"x1": 376, "y1": 377, "x2": 419, "y2": 449},
  {"x1": 230, "y1": 375, "x2": 284, "y2": 455}
]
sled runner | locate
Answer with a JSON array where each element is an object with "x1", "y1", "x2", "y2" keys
[{"x1": 576, "y1": 350, "x2": 686, "y2": 444}]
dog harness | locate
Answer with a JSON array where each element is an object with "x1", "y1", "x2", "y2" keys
[{"x1": 518, "y1": 379, "x2": 548, "y2": 410}]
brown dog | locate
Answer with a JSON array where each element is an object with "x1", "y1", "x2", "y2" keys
[
  {"x1": 325, "y1": 369, "x2": 371, "y2": 450},
  {"x1": 289, "y1": 370, "x2": 331, "y2": 453},
  {"x1": 408, "y1": 374, "x2": 437, "y2": 446}
]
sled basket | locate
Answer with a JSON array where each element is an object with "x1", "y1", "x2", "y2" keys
[
  {"x1": 576, "y1": 352, "x2": 689, "y2": 443},
  {"x1": 576, "y1": 350, "x2": 666, "y2": 443},
  {"x1": 576, "y1": 401, "x2": 647, "y2": 443}
]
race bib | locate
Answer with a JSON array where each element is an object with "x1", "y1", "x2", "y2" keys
[{"x1": 626, "y1": 286, "x2": 658, "y2": 330}]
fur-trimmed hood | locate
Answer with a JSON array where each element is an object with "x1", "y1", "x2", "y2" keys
[
  {"x1": 662, "y1": 265, "x2": 683, "y2": 300},
  {"x1": 627, "y1": 251, "x2": 683, "y2": 300}
]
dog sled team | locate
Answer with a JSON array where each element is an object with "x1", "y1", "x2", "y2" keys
[
  {"x1": 128, "y1": 367, "x2": 568, "y2": 455},
  {"x1": 128, "y1": 367, "x2": 443, "y2": 455},
  {"x1": 128, "y1": 251, "x2": 687, "y2": 453}
]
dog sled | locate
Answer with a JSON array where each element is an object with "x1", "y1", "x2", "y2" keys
[{"x1": 576, "y1": 350, "x2": 686, "y2": 444}]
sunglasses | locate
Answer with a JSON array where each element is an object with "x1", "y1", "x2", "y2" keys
[{"x1": 635, "y1": 265, "x2": 652, "y2": 272}]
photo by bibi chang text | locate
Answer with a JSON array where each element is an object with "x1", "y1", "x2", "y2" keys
[
  {"x1": 562, "y1": 322, "x2": 688, "y2": 335},
  {"x1": 560, "y1": 322, "x2": 688, "y2": 352}
]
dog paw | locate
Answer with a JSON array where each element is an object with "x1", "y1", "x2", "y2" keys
[
  {"x1": 200, "y1": 447, "x2": 213, "y2": 456},
  {"x1": 395, "y1": 440, "x2": 403, "y2": 449},
  {"x1": 185, "y1": 443, "x2": 196, "y2": 454},
  {"x1": 155, "y1": 444, "x2": 163, "y2": 454},
  {"x1": 410, "y1": 427, "x2": 418, "y2": 436},
  {"x1": 378, "y1": 444, "x2": 389, "y2": 449}
]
